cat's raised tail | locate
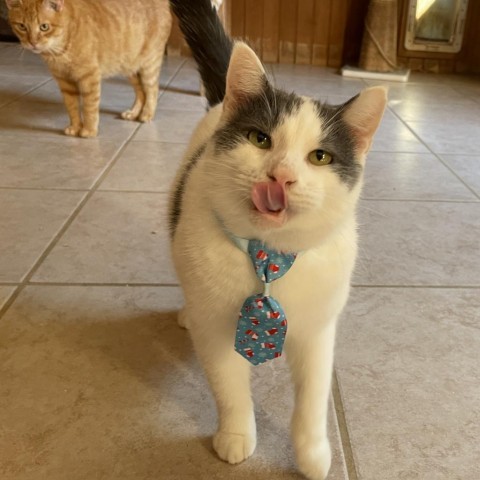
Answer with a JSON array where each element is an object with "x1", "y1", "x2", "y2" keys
[{"x1": 169, "y1": 0, "x2": 233, "y2": 107}]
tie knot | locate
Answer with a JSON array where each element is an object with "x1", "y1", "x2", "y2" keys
[{"x1": 247, "y1": 240, "x2": 296, "y2": 284}]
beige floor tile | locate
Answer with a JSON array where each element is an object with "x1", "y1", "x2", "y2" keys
[
  {"x1": 99, "y1": 141, "x2": 186, "y2": 192},
  {"x1": 362, "y1": 152, "x2": 477, "y2": 201},
  {"x1": 336, "y1": 287, "x2": 480, "y2": 480},
  {"x1": 32, "y1": 192, "x2": 176, "y2": 284},
  {"x1": 0, "y1": 189, "x2": 85, "y2": 282},
  {"x1": 442, "y1": 154, "x2": 480, "y2": 197},
  {"x1": 0, "y1": 285, "x2": 347, "y2": 480},
  {"x1": 133, "y1": 109, "x2": 205, "y2": 143},
  {"x1": 391, "y1": 100, "x2": 480, "y2": 124},
  {"x1": 0, "y1": 43, "x2": 51, "y2": 75},
  {"x1": 158, "y1": 89, "x2": 207, "y2": 111},
  {"x1": 0, "y1": 139, "x2": 122, "y2": 189},
  {"x1": 354, "y1": 200, "x2": 480, "y2": 286},
  {"x1": 370, "y1": 116, "x2": 429, "y2": 153},
  {"x1": 406, "y1": 121, "x2": 480, "y2": 155},
  {"x1": 0, "y1": 74, "x2": 49, "y2": 108},
  {"x1": 0, "y1": 99, "x2": 139, "y2": 142}
]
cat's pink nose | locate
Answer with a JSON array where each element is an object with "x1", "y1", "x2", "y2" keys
[{"x1": 267, "y1": 167, "x2": 297, "y2": 187}]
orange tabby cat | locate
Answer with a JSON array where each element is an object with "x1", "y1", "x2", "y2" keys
[{"x1": 6, "y1": 0, "x2": 172, "y2": 137}]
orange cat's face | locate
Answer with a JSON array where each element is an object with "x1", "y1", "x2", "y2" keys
[{"x1": 6, "y1": 0, "x2": 66, "y2": 54}]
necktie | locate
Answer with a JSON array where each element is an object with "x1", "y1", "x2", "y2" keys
[{"x1": 234, "y1": 239, "x2": 297, "y2": 365}]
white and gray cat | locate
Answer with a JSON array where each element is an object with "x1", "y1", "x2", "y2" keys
[{"x1": 169, "y1": 1, "x2": 387, "y2": 479}]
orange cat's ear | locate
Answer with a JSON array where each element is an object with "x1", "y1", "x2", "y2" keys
[
  {"x1": 342, "y1": 86, "x2": 388, "y2": 158},
  {"x1": 223, "y1": 42, "x2": 267, "y2": 115},
  {"x1": 5, "y1": 0, "x2": 22, "y2": 10},
  {"x1": 42, "y1": 0, "x2": 64, "y2": 12}
]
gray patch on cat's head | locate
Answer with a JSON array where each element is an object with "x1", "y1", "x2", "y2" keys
[
  {"x1": 313, "y1": 98, "x2": 362, "y2": 189},
  {"x1": 214, "y1": 77, "x2": 304, "y2": 152}
]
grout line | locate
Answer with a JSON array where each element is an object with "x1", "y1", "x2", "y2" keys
[
  {"x1": 352, "y1": 284, "x2": 480, "y2": 289},
  {"x1": 332, "y1": 369, "x2": 359, "y2": 480},
  {"x1": 95, "y1": 189, "x2": 170, "y2": 194},
  {"x1": 360, "y1": 197, "x2": 479, "y2": 204},
  {"x1": 0, "y1": 77, "x2": 51, "y2": 109},
  {"x1": 27, "y1": 282, "x2": 180, "y2": 287},
  {"x1": 0, "y1": 186, "x2": 89, "y2": 192}
]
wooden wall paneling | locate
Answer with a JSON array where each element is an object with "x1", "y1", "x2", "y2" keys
[
  {"x1": 244, "y1": 0, "x2": 264, "y2": 56},
  {"x1": 327, "y1": 0, "x2": 348, "y2": 67},
  {"x1": 457, "y1": 0, "x2": 480, "y2": 73},
  {"x1": 295, "y1": 0, "x2": 315, "y2": 64},
  {"x1": 230, "y1": 0, "x2": 246, "y2": 39},
  {"x1": 262, "y1": 0, "x2": 281, "y2": 63},
  {"x1": 341, "y1": 0, "x2": 369, "y2": 67},
  {"x1": 311, "y1": 0, "x2": 331, "y2": 66},
  {"x1": 279, "y1": 0, "x2": 298, "y2": 63}
]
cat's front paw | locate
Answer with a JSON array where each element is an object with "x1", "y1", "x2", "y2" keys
[
  {"x1": 295, "y1": 438, "x2": 331, "y2": 480},
  {"x1": 121, "y1": 109, "x2": 139, "y2": 121},
  {"x1": 138, "y1": 110, "x2": 155, "y2": 123},
  {"x1": 79, "y1": 127, "x2": 98, "y2": 138},
  {"x1": 213, "y1": 431, "x2": 256, "y2": 464},
  {"x1": 64, "y1": 125, "x2": 80, "y2": 136}
]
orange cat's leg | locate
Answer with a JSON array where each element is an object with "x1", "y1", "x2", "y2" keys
[
  {"x1": 138, "y1": 62, "x2": 162, "y2": 123},
  {"x1": 78, "y1": 73, "x2": 101, "y2": 138},
  {"x1": 55, "y1": 77, "x2": 82, "y2": 136},
  {"x1": 121, "y1": 74, "x2": 145, "y2": 121}
]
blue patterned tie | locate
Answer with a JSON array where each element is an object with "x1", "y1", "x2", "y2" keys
[{"x1": 235, "y1": 240, "x2": 296, "y2": 365}]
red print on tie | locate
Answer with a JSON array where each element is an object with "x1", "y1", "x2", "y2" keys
[
  {"x1": 245, "y1": 329, "x2": 259, "y2": 340},
  {"x1": 265, "y1": 328, "x2": 278, "y2": 336},
  {"x1": 269, "y1": 264, "x2": 280, "y2": 273},
  {"x1": 256, "y1": 250, "x2": 268, "y2": 260}
]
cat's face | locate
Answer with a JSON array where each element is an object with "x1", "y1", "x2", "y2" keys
[
  {"x1": 6, "y1": 0, "x2": 65, "y2": 54},
  {"x1": 204, "y1": 44, "x2": 387, "y2": 251}
]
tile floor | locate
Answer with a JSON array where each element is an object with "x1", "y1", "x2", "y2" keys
[{"x1": 0, "y1": 42, "x2": 479, "y2": 480}]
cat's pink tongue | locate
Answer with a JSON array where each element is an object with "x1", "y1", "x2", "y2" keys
[{"x1": 251, "y1": 181, "x2": 287, "y2": 213}]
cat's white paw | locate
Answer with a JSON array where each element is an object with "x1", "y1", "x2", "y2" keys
[
  {"x1": 295, "y1": 438, "x2": 331, "y2": 480},
  {"x1": 177, "y1": 308, "x2": 189, "y2": 329},
  {"x1": 213, "y1": 431, "x2": 256, "y2": 464}
]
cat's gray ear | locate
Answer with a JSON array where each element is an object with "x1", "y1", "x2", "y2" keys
[
  {"x1": 42, "y1": 0, "x2": 64, "y2": 12},
  {"x1": 342, "y1": 86, "x2": 388, "y2": 157},
  {"x1": 223, "y1": 42, "x2": 267, "y2": 114},
  {"x1": 5, "y1": 0, "x2": 22, "y2": 9}
]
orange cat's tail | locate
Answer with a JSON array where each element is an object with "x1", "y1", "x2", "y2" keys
[{"x1": 170, "y1": 0, "x2": 233, "y2": 107}]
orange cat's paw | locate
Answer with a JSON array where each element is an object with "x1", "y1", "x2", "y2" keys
[
  {"x1": 79, "y1": 127, "x2": 98, "y2": 138},
  {"x1": 138, "y1": 111, "x2": 155, "y2": 123},
  {"x1": 121, "y1": 110, "x2": 139, "y2": 121},
  {"x1": 64, "y1": 125, "x2": 80, "y2": 136}
]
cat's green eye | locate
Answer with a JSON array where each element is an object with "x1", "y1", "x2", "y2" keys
[
  {"x1": 247, "y1": 130, "x2": 271, "y2": 149},
  {"x1": 18, "y1": 23, "x2": 27, "y2": 31},
  {"x1": 308, "y1": 149, "x2": 333, "y2": 166},
  {"x1": 39, "y1": 23, "x2": 50, "y2": 32}
]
